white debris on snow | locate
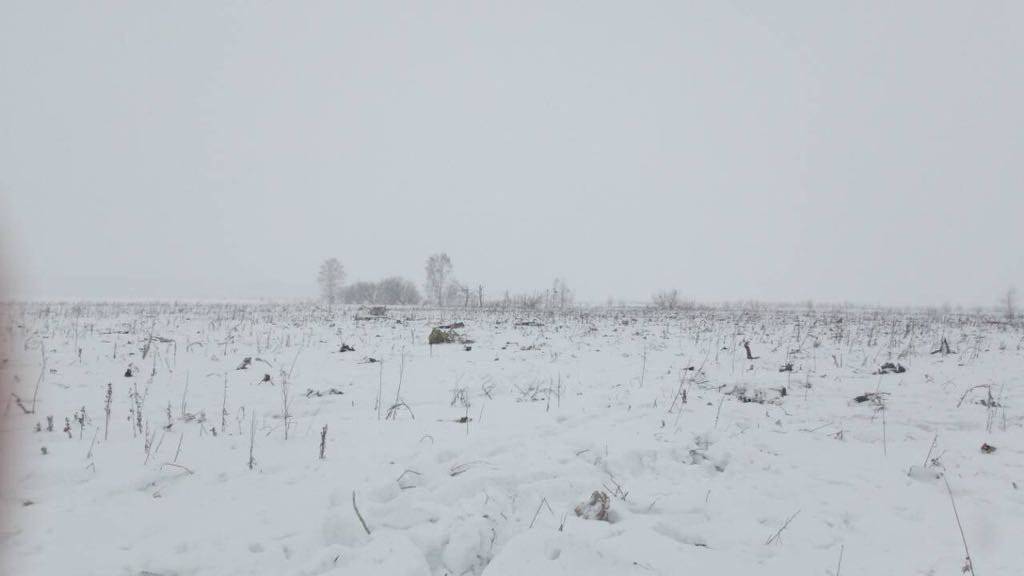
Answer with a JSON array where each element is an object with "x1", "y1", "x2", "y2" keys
[{"x1": 1, "y1": 303, "x2": 1022, "y2": 575}]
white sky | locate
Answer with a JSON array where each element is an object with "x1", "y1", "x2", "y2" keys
[{"x1": 2, "y1": 1, "x2": 1021, "y2": 305}]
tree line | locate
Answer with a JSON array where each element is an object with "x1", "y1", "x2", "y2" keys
[
  {"x1": 317, "y1": 258, "x2": 421, "y2": 306},
  {"x1": 319, "y1": 256, "x2": 1019, "y2": 315},
  {"x1": 317, "y1": 253, "x2": 575, "y2": 309}
]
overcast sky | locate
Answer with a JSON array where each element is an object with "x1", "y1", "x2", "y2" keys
[{"x1": 1, "y1": 1, "x2": 1021, "y2": 305}]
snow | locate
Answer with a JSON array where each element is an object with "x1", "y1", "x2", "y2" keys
[{"x1": 1, "y1": 303, "x2": 1022, "y2": 575}]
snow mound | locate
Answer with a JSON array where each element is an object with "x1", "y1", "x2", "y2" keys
[{"x1": 327, "y1": 531, "x2": 430, "y2": 576}]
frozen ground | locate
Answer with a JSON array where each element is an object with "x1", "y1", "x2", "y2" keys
[{"x1": 1, "y1": 303, "x2": 1022, "y2": 575}]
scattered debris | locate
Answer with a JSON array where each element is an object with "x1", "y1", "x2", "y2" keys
[
  {"x1": 429, "y1": 327, "x2": 454, "y2": 344},
  {"x1": 305, "y1": 388, "x2": 344, "y2": 398},
  {"x1": 514, "y1": 320, "x2": 544, "y2": 327},
  {"x1": 574, "y1": 490, "x2": 611, "y2": 521},
  {"x1": 236, "y1": 357, "x2": 252, "y2": 370},
  {"x1": 429, "y1": 327, "x2": 468, "y2": 345},
  {"x1": 354, "y1": 306, "x2": 389, "y2": 321},
  {"x1": 339, "y1": 344, "x2": 355, "y2": 353},
  {"x1": 728, "y1": 385, "x2": 783, "y2": 405},
  {"x1": 981, "y1": 443, "x2": 997, "y2": 454},
  {"x1": 779, "y1": 363, "x2": 793, "y2": 372},
  {"x1": 853, "y1": 392, "x2": 889, "y2": 405},
  {"x1": 874, "y1": 362, "x2": 906, "y2": 375}
]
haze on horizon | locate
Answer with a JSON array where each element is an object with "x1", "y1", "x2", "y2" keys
[{"x1": 2, "y1": 1, "x2": 1021, "y2": 307}]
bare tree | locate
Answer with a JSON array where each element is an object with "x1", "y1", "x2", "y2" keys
[
  {"x1": 551, "y1": 278, "x2": 573, "y2": 309},
  {"x1": 377, "y1": 276, "x2": 422, "y2": 305},
  {"x1": 424, "y1": 253, "x2": 453, "y2": 306},
  {"x1": 652, "y1": 289, "x2": 680, "y2": 310},
  {"x1": 1005, "y1": 286, "x2": 1017, "y2": 320},
  {"x1": 513, "y1": 292, "x2": 545, "y2": 310},
  {"x1": 341, "y1": 281, "x2": 377, "y2": 305},
  {"x1": 317, "y1": 258, "x2": 345, "y2": 307},
  {"x1": 444, "y1": 279, "x2": 466, "y2": 308}
]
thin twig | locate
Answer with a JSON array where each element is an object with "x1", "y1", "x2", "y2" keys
[
  {"x1": 161, "y1": 462, "x2": 194, "y2": 475},
  {"x1": 713, "y1": 394, "x2": 726, "y2": 428},
  {"x1": 765, "y1": 509, "x2": 800, "y2": 545},
  {"x1": 352, "y1": 491, "x2": 371, "y2": 535},
  {"x1": 31, "y1": 345, "x2": 46, "y2": 414},
  {"x1": 529, "y1": 497, "x2": 553, "y2": 529},
  {"x1": 943, "y1": 477, "x2": 975, "y2": 576},
  {"x1": 923, "y1": 433, "x2": 938, "y2": 467}
]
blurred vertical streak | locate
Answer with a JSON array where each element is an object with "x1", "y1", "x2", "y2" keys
[
  {"x1": 0, "y1": 243, "x2": 14, "y2": 575},
  {"x1": 0, "y1": 248, "x2": 9, "y2": 574}
]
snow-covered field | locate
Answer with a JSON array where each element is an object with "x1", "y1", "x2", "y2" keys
[{"x1": 1, "y1": 303, "x2": 1022, "y2": 575}]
